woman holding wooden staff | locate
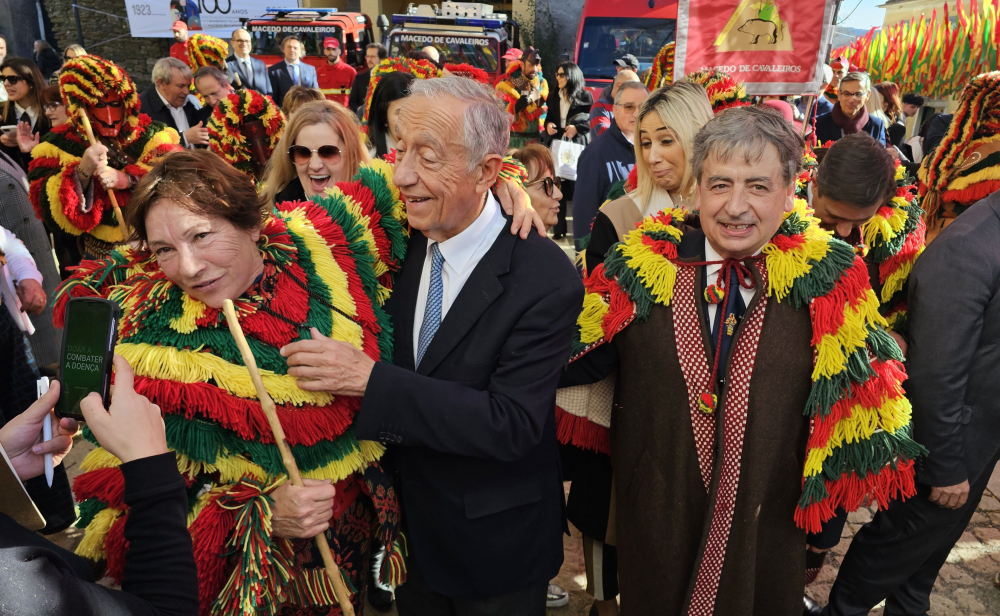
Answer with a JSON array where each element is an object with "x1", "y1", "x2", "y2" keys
[{"x1": 54, "y1": 148, "x2": 409, "y2": 615}]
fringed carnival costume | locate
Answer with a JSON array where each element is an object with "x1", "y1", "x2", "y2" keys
[
  {"x1": 361, "y1": 58, "x2": 441, "y2": 128},
  {"x1": 28, "y1": 55, "x2": 181, "y2": 258},
  {"x1": 918, "y1": 71, "x2": 1000, "y2": 241},
  {"x1": 55, "y1": 159, "x2": 409, "y2": 616},
  {"x1": 208, "y1": 88, "x2": 286, "y2": 185},
  {"x1": 494, "y1": 49, "x2": 548, "y2": 148}
]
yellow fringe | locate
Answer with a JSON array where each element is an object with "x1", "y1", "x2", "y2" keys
[
  {"x1": 300, "y1": 439, "x2": 385, "y2": 481},
  {"x1": 803, "y1": 394, "x2": 913, "y2": 477},
  {"x1": 326, "y1": 186, "x2": 386, "y2": 278},
  {"x1": 136, "y1": 125, "x2": 181, "y2": 165},
  {"x1": 31, "y1": 140, "x2": 81, "y2": 167},
  {"x1": 279, "y1": 208, "x2": 364, "y2": 350},
  {"x1": 812, "y1": 290, "x2": 886, "y2": 380},
  {"x1": 75, "y1": 507, "x2": 122, "y2": 560},
  {"x1": 116, "y1": 342, "x2": 334, "y2": 406},
  {"x1": 170, "y1": 294, "x2": 208, "y2": 334},
  {"x1": 764, "y1": 221, "x2": 832, "y2": 302},
  {"x1": 880, "y1": 246, "x2": 923, "y2": 304},
  {"x1": 80, "y1": 447, "x2": 122, "y2": 472},
  {"x1": 44, "y1": 172, "x2": 83, "y2": 236},
  {"x1": 576, "y1": 292, "x2": 611, "y2": 345}
]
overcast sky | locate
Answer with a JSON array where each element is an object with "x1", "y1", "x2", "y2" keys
[{"x1": 837, "y1": 0, "x2": 888, "y2": 30}]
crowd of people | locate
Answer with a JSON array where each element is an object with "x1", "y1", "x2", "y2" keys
[{"x1": 0, "y1": 27, "x2": 998, "y2": 616}]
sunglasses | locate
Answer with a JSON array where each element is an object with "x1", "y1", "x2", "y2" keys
[
  {"x1": 2, "y1": 75, "x2": 25, "y2": 86},
  {"x1": 526, "y1": 175, "x2": 561, "y2": 197},
  {"x1": 288, "y1": 144, "x2": 342, "y2": 165}
]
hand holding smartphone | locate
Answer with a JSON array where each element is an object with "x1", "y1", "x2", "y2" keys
[{"x1": 56, "y1": 298, "x2": 119, "y2": 421}]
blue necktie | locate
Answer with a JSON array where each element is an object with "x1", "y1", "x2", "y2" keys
[
  {"x1": 291, "y1": 63, "x2": 300, "y2": 86},
  {"x1": 416, "y1": 243, "x2": 445, "y2": 368}
]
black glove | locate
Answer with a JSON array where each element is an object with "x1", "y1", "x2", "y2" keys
[{"x1": 514, "y1": 95, "x2": 530, "y2": 114}]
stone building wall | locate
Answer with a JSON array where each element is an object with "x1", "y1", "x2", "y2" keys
[{"x1": 42, "y1": 0, "x2": 172, "y2": 90}]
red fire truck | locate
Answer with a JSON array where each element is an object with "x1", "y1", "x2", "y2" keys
[
  {"x1": 242, "y1": 8, "x2": 375, "y2": 71},
  {"x1": 573, "y1": 0, "x2": 678, "y2": 98}
]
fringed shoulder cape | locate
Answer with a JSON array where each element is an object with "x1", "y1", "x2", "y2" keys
[
  {"x1": 28, "y1": 115, "x2": 181, "y2": 248},
  {"x1": 54, "y1": 159, "x2": 408, "y2": 616},
  {"x1": 571, "y1": 200, "x2": 924, "y2": 533}
]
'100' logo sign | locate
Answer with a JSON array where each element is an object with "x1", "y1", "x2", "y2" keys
[{"x1": 200, "y1": 0, "x2": 231, "y2": 14}]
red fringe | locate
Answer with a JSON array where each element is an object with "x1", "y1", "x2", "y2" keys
[
  {"x1": 640, "y1": 234, "x2": 678, "y2": 258},
  {"x1": 134, "y1": 376, "x2": 358, "y2": 446},
  {"x1": 795, "y1": 458, "x2": 917, "y2": 534},
  {"x1": 73, "y1": 466, "x2": 125, "y2": 508},
  {"x1": 104, "y1": 512, "x2": 130, "y2": 583},
  {"x1": 942, "y1": 180, "x2": 1000, "y2": 208},
  {"x1": 555, "y1": 406, "x2": 610, "y2": 455},
  {"x1": 240, "y1": 262, "x2": 309, "y2": 347},
  {"x1": 809, "y1": 258, "x2": 872, "y2": 345},
  {"x1": 770, "y1": 233, "x2": 807, "y2": 251},
  {"x1": 188, "y1": 493, "x2": 237, "y2": 616},
  {"x1": 806, "y1": 358, "x2": 907, "y2": 449}
]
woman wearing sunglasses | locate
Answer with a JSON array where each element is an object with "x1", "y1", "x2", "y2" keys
[
  {"x1": 0, "y1": 58, "x2": 49, "y2": 171},
  {"x1": 543, "y1": 61, "x2": 592, "y2": 239},
  {"x1": 512, "y1": 143, "x2": 563, "y2": 231},
  {"x1": 262, "y1": 99, "x2": 368, "y2": 206}
]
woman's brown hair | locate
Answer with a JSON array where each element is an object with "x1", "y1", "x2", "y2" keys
[
  {"x1": 126, "y1": 149, "x2": 267, "y2": 244},
  {"x1": 280, "y1": 85, "x2": 324, "y2": 116},
  {"x1": 0, "y1": 57, "x2": 46, "y2": 118},
  {"x1": 40, "y1": 85, "x2": 61, "y2": 107},
  {"x1": 511, "y1": 143, "x2": 554, "y2": 183},
  {"x1": 261, "y1": 99, "x2": 370, "y2": 207},
  {"x1": 875, "y1": 81, "x2": 903, "y2": 124}
]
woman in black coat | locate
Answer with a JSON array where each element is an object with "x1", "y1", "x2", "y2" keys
[
  {"x1": 543, "y1": 62, "x2": 593, "y2": 239},
  {"x1": 0, "y1": 58, "x2": 50, "y2": 172}
]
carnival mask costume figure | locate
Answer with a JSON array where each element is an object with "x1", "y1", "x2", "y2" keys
[
  {"x1": 28, "y1": 55, "x2": 181, "y2": 258},
  {"x1": 495, "y1": 47, "x2": 549, "y2": 149},
  {"x1": 561, "y1": 107, "x2": 922, "y2": 615},
  {"x1": 208, "y1": 87, "x2": 285, "y2": 184},
  {"x1": 918, "y1": 71, "x2": 1000, "y2": 242},
  {"x1": 55, "y1": 149, "x2": 409, "y2": 616}
]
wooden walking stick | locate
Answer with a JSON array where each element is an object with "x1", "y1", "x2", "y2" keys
[
  {"x1": 78, "y1": 113, "x2": 129, "y2": 234},
  {"x1": 221, "y1": 299, "x2": 355, "y2": 616}
]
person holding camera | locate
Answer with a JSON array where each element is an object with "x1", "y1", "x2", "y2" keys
[{"x1": 0, "y1": 355, "x2": 198, "y2": 616}]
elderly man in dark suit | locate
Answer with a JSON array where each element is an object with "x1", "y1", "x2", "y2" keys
[
  {"x1": 138, "y1": 57, "x2": 209, "y2": 148},
  {"x1": 226, "y1": 28, "x2": 271, "y2": 96},
  {"x1": 281, "y1": 76, "x2": 582, "y2": 615},
  {"x1": 823, "y1": 189, "x2": 1000, "y2": 616},
  {"x1": 268, "y1": 35, "x2": 318, "y2": 109}
]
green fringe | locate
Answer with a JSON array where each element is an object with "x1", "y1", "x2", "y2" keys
[
  {"x1": 164, "y1": 414, "x2": 366, "y2": 477},
  {"x1": 75, "y1": 497, "x2": 107, "y2": 528},
  {"x1": 785, "y1": 237, "x2": 857, "y2": 311},
  {"x1": 605, "y1": 178, "x2": 628, "y2": 202},
  {"x1": 868, "y1": 200, "x2": 922, "y2": 264},
  {"x1": 354, "y1": 165, "x2": 409, "y2": 265}
]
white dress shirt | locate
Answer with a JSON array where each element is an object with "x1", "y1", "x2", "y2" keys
[
  {"x1": 413, "y1": 192, "x2": 506, "y2": 353},
  {"x1": 155, "y1": 88, "x2": 191, "y2": 145},
  {"x1": 704, "y1": 238, "x2": 757, "y2": 333},
  {"x1": 13, "y1": 103, "x2": 38, "y2": 130}
]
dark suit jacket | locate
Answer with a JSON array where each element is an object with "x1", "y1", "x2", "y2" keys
[
  {"x1": 268, "y1": 60, "x2": 319, "y2": 109},
  {"x1": 923, "y1": 113, "x2": 953, "y2": 156},
  {"x1": 348, "y1": 68, "x2": 371, "y2": 114},
  {"x1": 226, "y1": 55, "x2": 272, "y2": 96},
  {"x1": 138, "y1": 85, "x2": 209, "y2": 147},
  {"x1": 355, "y1": 213, "x2": 583, "y2": 599},
  {"x1": 907, "y1": 190, "x2": 1000, "y2": 488},
  {"x1": 0, "y1": 104, "x2": 51, "y2": 172}
]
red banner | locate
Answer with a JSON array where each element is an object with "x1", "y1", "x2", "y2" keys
[{"x1": 675, "y1": 0, "x2": 838, "y2": 95}]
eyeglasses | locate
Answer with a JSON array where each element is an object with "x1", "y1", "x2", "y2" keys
[
  {"x1": 615, "y1": 102, "x2": 640, "y2": 114},
  {"x1": 839, "y1": 91, "x2": 866, "y2": 100},
  {"x1": 555, "y1": 71, "x2": 566, "y2": 77},
  {"x1": 526, "y1": 175, "x2": 561, "y2": 197},
  {"x1": 1, "y1": 75, "x2": 25, "y2": 86},
  {"x1": 43, "y1": 101, "x2": 63, "y2": 112},
  {"x1": 232, "y1": 38, "x2": 251, "y2": 44},
  {"x1": 288, "y1": 144, "x2": 342, "y2": 165}
]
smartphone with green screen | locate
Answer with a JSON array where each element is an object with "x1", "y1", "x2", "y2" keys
[{"x1": 56, "y1": 298, "x2": 119, "y2": 421}]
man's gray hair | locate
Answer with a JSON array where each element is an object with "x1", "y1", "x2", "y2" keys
[
  {"x1": 840, "y1": 71, "x2": 871, "y2": 93},
  {"x1": 152, "y1": 57, "x2": 191, "y2": 84},
  {"x1": 615, "y1": 80, "x2": 648, "y2": 104},
  {"x1": 691, "y1": 106, "x2": 804, "y2": 188},
  {"x1": 408, "y1": 76, "x2": 512, "y2": 172}
]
